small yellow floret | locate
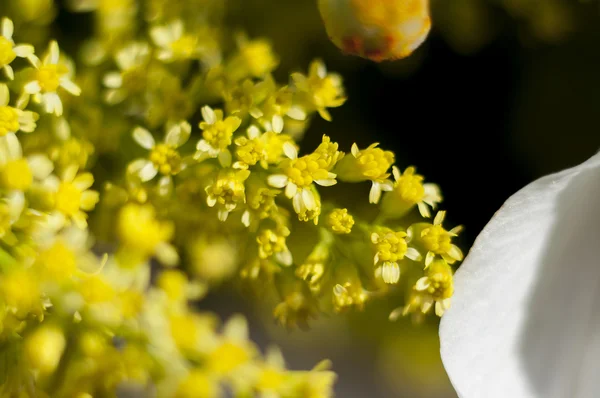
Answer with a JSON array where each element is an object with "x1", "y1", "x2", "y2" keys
[{"x1": 326, "y1": 208, "x2": 354, "y2": 234}]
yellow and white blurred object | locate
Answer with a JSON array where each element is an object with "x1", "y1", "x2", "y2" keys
[{"x1": 318, "y1": 0, "x2": 431, "y2": 61}]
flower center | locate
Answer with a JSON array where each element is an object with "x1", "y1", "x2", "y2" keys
[
  {"x1": 55, "y1": 182, "x2": 81, "y2": 216},
  {"x1": 285, "y1": 155, "x2": 329, "y2": 188},
  {"x1": 373, "y1": 231, "x2": 408, "y2": 262},
  {"x1": 421, "y1": 225, "x2": 452, "y2": 253},
  {"x1": 36, "y1": 65, "x2": 68, "y2": 92},
  {"x1": 0, "y1": 106, "x2": 19, "y2": 136},
  {"x1": 149, "y1": 144, "x2": 181, "y2": 175},
  {"x1": 357, "y1": 147, "x2": 394, "y2": 180},
  {"x1": 202, "y1": 121, "x2": 234, "y2": 150},
  {"x1": 0, "y1": 37, "x2": 16, "y2": 67},
  {"x1": 396, "y1": 174, "x2": 425, "y2": 204}
]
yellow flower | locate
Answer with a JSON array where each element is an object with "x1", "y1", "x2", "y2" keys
[
  {"x1": 318, "y1": 0, "x2": 431, "y2": 62},
  {"x1": 233, "y1": 124, "x2": 269, "y2": 170},
  {"x1": 0, "y1": 18, "x2": 35, "y2": 79},
  {"x1": 381, "y1": 166, "x2": 442, "y2": 218},
  {"x1": 256, "y1": 225, "x2": 293, "y2": 266},
  {"x1": 268, "y1": 142, "x2": 336, "y2": 218},
  {"x1": 24, "y1": 325, "x2": 66, "y2": 374},
  {"x1": 273, "y1": 288, "x2": 319, "y2": 330},
  {"x1": 242, "y1": 175, "x2": 279, "y2": 228},
  {"x1": 205, "y1": 168, "x2": 250, "y2": 222},
  {"x1": 410, "y1": 258, "x2": 454, "y2": 316},
  {"x1": 410, "y1": 210, "x2": 463, "y2": 267},
  {"x1": 44, "y1": 165, "x2": 98, "y2": 229},
  {"x1": 195, "y1": 106, "x2": 242, "y2": 167},
  {"x1": 206, "y1": 315, "x2": 256, "y2": 374},
  {"x1": 314, "y1": 134, "x2": 344, "y2": 171},
  {"x1": 256, "y1": 347, "x2": 287, "y2": 394},
  {"x1": 292, "y1": 59, "x2": 346, "y2": 121},
  {"x1": 334, "y1": 142, "x2": 394, "y2": 203},
  {"x1": 326, "y1": 208, "x2": 354, "y2": 234},
  {"x1": 103, "y1": 41, "x2": 151, "y2": 104},
  {"x1": 24, "y1": 41, "x2": 81, "y2": 116},
  {"x1": 128, "y1": 121, "x2": 191, "y2": 182},
  {"x1": 150, "y1": 20, "x2": 203, "y2": 62},
  {"x1": 371, "y1": 227, "x2": 421, "y2": 284},
  {"x1": 117, "y1": 203, "x2": 177, "y2": 266},
  {"x1": 230, "y1": 36, "x2": 279, "y2": 79},
  {"x1": 0, "y1": 133, "x2": 52, "y2": 192}
]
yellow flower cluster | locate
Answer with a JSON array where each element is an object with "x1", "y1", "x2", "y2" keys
[{"x1": 0, "y1": 0, "x2": 464, "y2": 396}]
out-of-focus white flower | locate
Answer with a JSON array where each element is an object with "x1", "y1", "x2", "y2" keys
[{"x1": 440, "y1": 151, "x2": 600, "y2": 398}]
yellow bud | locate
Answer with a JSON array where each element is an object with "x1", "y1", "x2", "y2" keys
[
  {"x1": 318, "y1": 0, "x2": 431, "y2": 61},
  {"x1": 25, "y1": 325, "x2": 66, "y2": 373}
]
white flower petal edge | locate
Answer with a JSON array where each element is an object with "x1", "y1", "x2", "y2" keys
[{"x1": 440, "y1": 151, "x2": 600, "y2": 398}]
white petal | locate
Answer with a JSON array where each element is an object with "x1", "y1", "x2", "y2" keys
[
  {"x1": 369, "y1": 182, "x2": 382, "y2": 204},
  {"x1": 0, "y1": 84, "x2": 9, "y2": 106},
  {"x1": 24, "y1": 81, "x2": 41, "y2": 95},
  {"x1": 440, "y1": 151, "x2": 600, "y2": 398},
  {"x1": 133, "y1": 127, "x2": 155, "y2": 149},
  {"x1": 27, "y1": 154, "x2": 53, "y2": 180},
  {"x1": 46, "y1": 41, "x2": 60, "y2": 65},
  {"x1": 139, "y1": 162, "x2": 158, "y2": 182},
  {"x1": 2, "y1": 18, "x2": 13, "y2": 40},
  {"x1": 268, "y1": 174, "x2": 288, "y2": 189},
  {"x1": 271, "y1": 115, "x2": 283, "y2": 133},
  {"x1": 60, "y1": 79, "x2": 82, "y2": 96},
  {"x1": 13, "y1": 45, "x2": 34, "y2": 58},
  {"x1": 302, "y1": 189, "x2": 317, "y2": 210},
  {"x1": 103, "y1": 72, "x2": 123, "y2": 89},
  {"x1": 283, "y1": 142, "x2": 298, "y2": 160},
  {"x1": 201, "y1": 106, "x2": 216, "y2": 124},
  {"x1": 165, "y1": 121, "x2": 191, "y2": 148}
]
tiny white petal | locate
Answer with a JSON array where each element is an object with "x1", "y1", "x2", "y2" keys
[
  {"x1": 267, "y1": 174, "x2": 288, "y2": 189},
  {"x1": 283, "y1": 142, "x2": 298, "y2": 160},
  {"x1": 133, "y1": 127, "x2": 155, "y2": 149},
  {"x1": 201, "y1": 106, "x2": 216, "y2": 124}
]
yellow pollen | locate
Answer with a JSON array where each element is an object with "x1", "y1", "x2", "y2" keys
[
  {"x1": 55, "y1": 182, "x2": 82, "y2": 216},
  {"x1": 0, "y1": 37, "x2": 16, "y2": 66},
  {"x1": 0, "y1": 106, "x2": 19, "y2": 136},
  {"x1": 36, "y1": 64, "x2": 68, "y2": 92},
  {"x1": 150, "y1": 144, "x2": 182, "y2": 175}
]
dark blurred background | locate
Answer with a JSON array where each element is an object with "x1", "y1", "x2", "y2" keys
[{"x1": 45, "y1": 0, "x2": 600, "y2": 395}]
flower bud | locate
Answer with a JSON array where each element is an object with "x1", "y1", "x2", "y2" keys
[{"x1": 318, "y1": 0, "x2": 431, "y2": 61}]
